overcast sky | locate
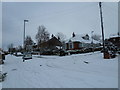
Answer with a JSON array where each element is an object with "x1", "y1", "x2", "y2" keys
[
  {"x1": 2, "y1": 2, "x2": 118, "y2": 50},
  {"x1": 0, "y1": 2, "x2": 2, "y2": 49}
]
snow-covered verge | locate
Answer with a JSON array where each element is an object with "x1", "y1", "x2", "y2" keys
[
  {"x1": 0, "y1": 52, "x2": 118, "y2": 88},
  {"x1": 0, "y1": 65, "x2": 2, "y2": 89}
]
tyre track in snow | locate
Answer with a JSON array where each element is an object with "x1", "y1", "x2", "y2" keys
[
  {"x1": 16, "y1": 60, "x2": 47, "y2": 88},
  {"x1": 45, "y1": 61, "x2": 97, "y2": 88},
  {"x1": 3, "y1": 53, "x2": 118, "y2": 88},
  {"x1": 45, "y1": 60, "x2": 95, "y2": 88},
  {"x1": 45, "y1": 59, "x2": 100, "y2": 75},
  {"x1": 14, "y1": 57, "x2": 63, "y2": 88}
]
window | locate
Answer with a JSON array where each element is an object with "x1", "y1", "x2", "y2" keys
[
  {"x1": 79, "y1": 43, "x2": 83, "y2": 48},
  {"x1": 69, "y1": 42, "x2": 73, "y2": 49}
]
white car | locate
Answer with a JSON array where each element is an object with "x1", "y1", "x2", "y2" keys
[{"x1": 22, "y1": 52, "x2": 32, "y2": 60}]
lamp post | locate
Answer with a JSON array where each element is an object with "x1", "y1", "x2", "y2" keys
[{"x1": 23, "y1": 19, "x2": 29, "y2": 62}]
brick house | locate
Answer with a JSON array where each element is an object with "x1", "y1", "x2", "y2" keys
[
  {"x1": 38, "y1": 36, "x2": 62, "y2": 51},
  {"x1": 106, "y1": 35, "x2": 120, "y2": 49},
  {"x1": 65, "y1": 34, "x2": 101, "y2": 50}
]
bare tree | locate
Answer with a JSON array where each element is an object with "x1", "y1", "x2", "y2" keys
[
  {"x1": 25, "y1": 35, "x2": 34, "y2": 46},
  {"x1": 17, "y1": 45, "x2": 23, "y2": 52},
  {"x1": 7, "y1": 43, "x2": 13, "y2": 52},
  {"x1": 7, "y1": 43, "x2": 15, "y2": 54},
  {"x1": 24, "y1": 35, "x2": 34, "y2": 52},
  {"x1": 55, "y1": 32, "x2": 66, "y2": 42},
  {"x1": 35, "y1": 25, "x2": 50, "y2": 45},
  {"x1": 91, "y1": 34, "x2": 101, "y2": 41}
]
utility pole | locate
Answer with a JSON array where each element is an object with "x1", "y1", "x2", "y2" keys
[
  {"x1": 91, "y1": 31, "x2": 94, "y2": 52},
  {"x1": 99, "y1": 2, "x2": 105, "y2": 58}
]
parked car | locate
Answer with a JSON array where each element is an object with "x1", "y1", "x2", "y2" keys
[
  {"x1": 22, "y1": 52, "x2": 32, "y2": 60},
  {"x1": 15, "y1": 52, "x2": 23, "y2": 57},
  {"x1": 31, "y1": 51, "x2": 40, "y2": 55}
]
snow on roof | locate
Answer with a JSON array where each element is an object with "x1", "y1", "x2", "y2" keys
[
  {"x1": 109, "y1": 34, "x2": 120, "y2": 38},
  {"x1": 56, "y1": 46, "x2": 61, "y2": 49},
  {"x1": 66, "y1": 34, "x2": 100, "y2": 44},
  {"x1": 0, "y1": 51, "x2": 4, "y2": 54}
]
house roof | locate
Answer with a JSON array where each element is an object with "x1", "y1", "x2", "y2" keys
[
  {"x1": 109, "y1": 34, "x2": 120, "y2": 38},
  {"x1": 47, "y1": 36, "x2": 62, "y2": 46},
  {"x1": 0, "y1": 51, "x2": 4, "y2": 54},
  {"x1": 66, "y1": 34, "x2": 100, "y2": 44},
  {"x1": 40, "y1": 36, "x2": 62, "y2": 48}
]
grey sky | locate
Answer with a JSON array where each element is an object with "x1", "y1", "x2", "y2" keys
[
  {"x1": 2, "y1": 2, "x2": 118, "y2": 50},
  {"x1": 0, "y1": 2, "x2": 2, "y2": 48}
]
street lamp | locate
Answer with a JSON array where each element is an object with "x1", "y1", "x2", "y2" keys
[{"x1": 23, "y1": 19, "x2": 29, "y2": 62}]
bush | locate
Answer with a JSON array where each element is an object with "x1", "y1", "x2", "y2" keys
[
  {"x1": 59, "y1": 50, "x2": 68, "y2": 56},
  {"x1": 0, "y1": 59, "x2": 4, "y2": 64}
]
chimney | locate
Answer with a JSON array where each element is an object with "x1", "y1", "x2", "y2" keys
[
  {"x1": 72, "y1": 32, "x2": 75, "y2": 37},
  {"x1": 51, "y1": 34, "x2": 54, "y2": 38},
  {"x1": 58, "y1": 36, "x2": 60, "y2": 40}
]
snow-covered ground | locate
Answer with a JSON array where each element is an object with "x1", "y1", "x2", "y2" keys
[{"x1": 0, "y1": 52, "x2": 118, "y2": 88}]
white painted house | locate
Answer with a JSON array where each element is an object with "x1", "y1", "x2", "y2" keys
[{"x1": 65, "y1": 34, "x2": 101, "y2": 50}]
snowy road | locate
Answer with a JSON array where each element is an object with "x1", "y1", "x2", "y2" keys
[{"x1": 1, "y1": 52, "x2": 118, "y2": 88}]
